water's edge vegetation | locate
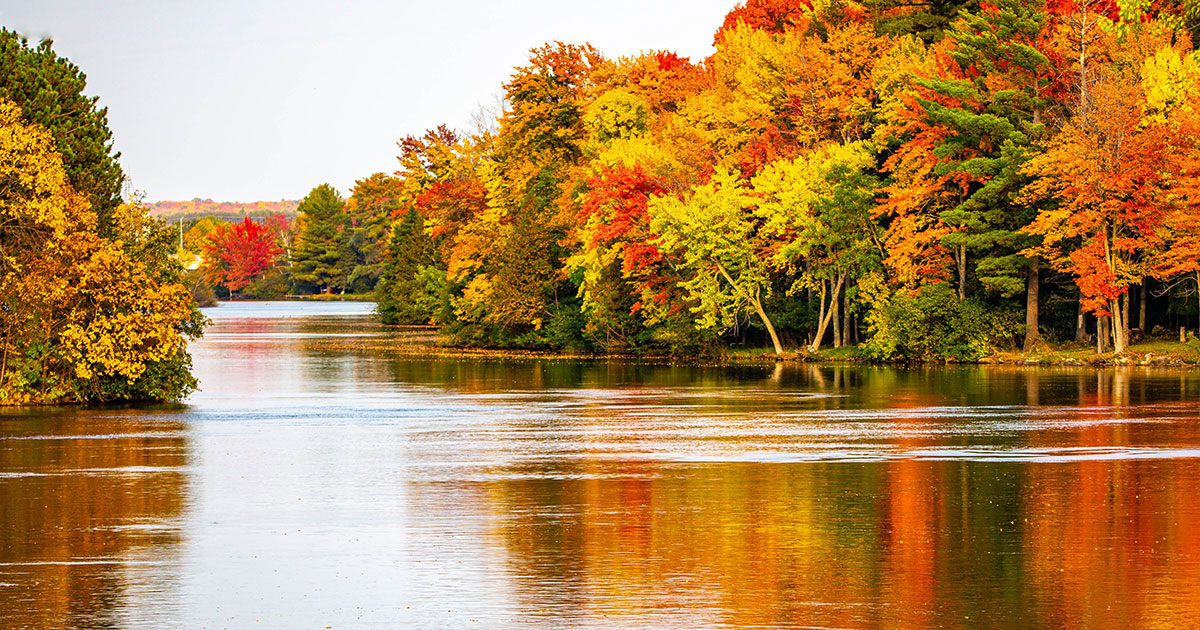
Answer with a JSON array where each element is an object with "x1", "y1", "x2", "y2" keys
[{"x1": 0, "y1": 31, "x2": 203, "y2": 406}]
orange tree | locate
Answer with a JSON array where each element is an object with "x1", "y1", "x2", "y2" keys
[{"x1": 1022, "y1": 27, "x2": 1191, "y2": 352}]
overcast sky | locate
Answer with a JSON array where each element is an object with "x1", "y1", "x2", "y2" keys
[{"x1": 0, "y1": 0, "x2": 735, "y2": 202}]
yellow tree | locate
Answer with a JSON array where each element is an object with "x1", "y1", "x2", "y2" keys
[
  {"x1": 1144, "y1": 46, "x2": 1200, "y2": 328},
  {"x1": 649, "y1": 168, "x2": 785, "y2": 354},
  {"x1": 677, "y1": 17, "x2": 881, "y2": 174},
  {"x1": 0, "y1": 99, "x2": 199, "y2": 404},
  {"x1": 752, "y1": 141, "x2": 880, "y2": 351}
]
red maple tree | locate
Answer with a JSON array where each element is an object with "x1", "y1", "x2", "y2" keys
[{"x1": 202, "y1": 217, "x2": 284, "y2": 294}]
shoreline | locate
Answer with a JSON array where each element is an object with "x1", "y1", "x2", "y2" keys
[
  {"x1": 206, "y1": 300, "x2": 1200, "y2": 369},
  {"x1": 361, "y1": 331, "x2": 1200, "y2": 369}
]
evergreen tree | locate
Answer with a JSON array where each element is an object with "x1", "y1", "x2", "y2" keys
[
  {"x1": 291, "y1": 184, "x2": 346, "y2": 293},
  {"x1": 913, "y1": 0, "x2": 1058, "y2": 346},
  {"x1": 870, "y1": 0, "x2": 983, "y2": 43},
  {"x1": 334, "y1": 215, "x2": 363, "y2": 294},
  {"x1": 377, "y1": 209, "x2": 435, "y2": 325},
  {"x1": 0, "y1": 29, "x2": 125, "y2": 236}
]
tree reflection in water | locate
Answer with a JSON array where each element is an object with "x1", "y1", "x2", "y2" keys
[{"x1": 0, "y1": 409, "x2": 190, "y2": 629}]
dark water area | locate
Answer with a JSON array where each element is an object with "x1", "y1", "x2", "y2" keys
[{"x1": 4, "y1": 301, "x2": 1200, "y2": 628}]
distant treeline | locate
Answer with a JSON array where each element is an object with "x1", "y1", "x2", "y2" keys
[{"x1": 149, "y1": 198, "x2": 299, "y2": 223}]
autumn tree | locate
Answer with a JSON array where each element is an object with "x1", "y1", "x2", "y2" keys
[
  {"x1": 649, "y1": 168, "x2": 785, "y2": 354},
  {"x1": 753, "y1": 142, "x2": 881, "y2": 351},
  {"x1": 1146, "y1": 46, "x2": 1200, "y2": 324},
  {"x1": 1022, "y1": 27, "x2": 1187, "y2": 353},
  {"x1": 0, "y1": 99, "x2": 202, "y2": 404},
  {"x1": 716, "y1": 0, "x2": 814, "y2": 42},
  {"x1": 569, "y1": 164, "x2": 674, "y2": 350},
  {"x1": 263, "y1": 213, "x2": 296, "y2": 262},
  {"x1": 449, "y1": 42, "x2": 602, "y2": 340},
  {"x1": 202, "y1": 217, "x2": 283, "y2": 297},
  {"x1": 344, "y1": 172, "x2": 404, "y2": 289}
]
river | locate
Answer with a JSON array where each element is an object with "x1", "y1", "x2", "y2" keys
[{"x1": 3, "y1": 300, "x2": 1200, "y2": 628}]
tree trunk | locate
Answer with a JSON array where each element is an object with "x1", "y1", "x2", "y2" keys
[
  {"x1": 713, "y1": 261, "x2": 783, "y2": 355},
  {"x1": 842, "y1": 285, "x2": 852, "y2": 348},
  {"x1": 833, "y1": 286, "x2": 842, "y2": 348},
  {"x1": 809, "y1": 273, "x2": 846, "y2": 353},
  {"x1": 1023, "y1": 258, "x2": 1040, "y2": 352},
  {"x1": 1113, "y1": 294, "x2": 1123, "y2": 348},
  {"x1": 751, "y1": 292, "x2": 784, "y2": 355},
  {"x1": 1139, "y1": 278, "x2": 1147, "y2": 332},
  {"x1": 1076, "y1": 299, "x2": 1087, "y2": 342},
  {"x1": 1109, "y1": 296, "x2": 1128, "y2": 353},
  {"x1": 957, "y1": 244, "x2": 967, "y2": 301},
  {"x1": 1119, "y1": 294, "x2": 1130, "y2": 351},
  {"x1": 0, "y1": 337, "x2": 8, "y2": 394},
  {"x1": 816, "y1": 279, "x2": 827, "y2": 346},
  {"x1": 1097, "y1": 315, "x2": 1109, "y2": 354}
]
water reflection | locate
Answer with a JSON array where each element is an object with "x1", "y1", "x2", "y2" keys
[
  {"x1": 0, "y1": 409, "x2": 190, "y2": 630},
  {"x1": 4, "y1": 301, "x2": 1200, "y2": 628}
]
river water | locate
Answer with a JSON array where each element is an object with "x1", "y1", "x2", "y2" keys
[{"x1": 3, "y1": 301, "x2": 1200, "y2": 628}]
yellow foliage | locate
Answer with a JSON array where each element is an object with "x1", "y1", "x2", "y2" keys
[
  {"x1": 585, "y1": 89, "x2": 650, "y2": 142},
  {"x1": 0, "y1": 99, "x2": 199, "y2": 404},
  {"x1": 753, "y1": 142, "x2": 874, "y2": 261},
  {"x1": 1140, "y1": 46, "x2": 1200, "y2": 124}
]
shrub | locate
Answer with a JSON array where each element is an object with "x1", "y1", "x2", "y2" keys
[{"x1": 862, "y1": 279, "x2": 1021, "y2": 362}]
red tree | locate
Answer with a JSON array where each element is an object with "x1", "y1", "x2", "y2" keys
[
  {"x1": 203, "y1": 217, "x2": 283, "y2": 294},
  {"x1": 716, "y1": 0, "x2": 815, "y2": 42}
]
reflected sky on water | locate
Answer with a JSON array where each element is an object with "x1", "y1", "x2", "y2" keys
[{"x1": 4, "y1": 300, "x2": 1200, "y2": 628}]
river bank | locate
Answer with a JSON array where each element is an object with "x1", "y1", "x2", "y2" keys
[{"x1": 355, "y1": 326, "x2": 1200, "y2": 368}]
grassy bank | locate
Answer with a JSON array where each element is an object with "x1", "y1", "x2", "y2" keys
[
  {"x1": 986, "y1": 337, "x2": 1200, "y2": 366},
  {"x1": 356, "y1": 330, "x2": 1200, "y2": 368},
  {"x1": 794, "y1": 337, "x2": 1200, "y2": 367},
  {"x1": 282, "y1": 293, "x2": 375, "y2": 302}
]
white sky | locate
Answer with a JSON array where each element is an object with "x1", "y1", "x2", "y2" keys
[{"x1": 0, "y1": 0, "x2": 736, "y2": 202}]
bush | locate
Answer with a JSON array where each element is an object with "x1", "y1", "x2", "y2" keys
[
  {"x1": 862, "y1": 279, "x2": 1021, "y2": 362},
  {"x1": 243, "y1": 268, "x2": 289, "y2": 300},
  {"x1": 542, "y1": 298, "x2": 592, "y2": 351}
]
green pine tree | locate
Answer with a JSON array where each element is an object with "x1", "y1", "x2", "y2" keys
[
  {"x1": 0, "y1": 29, "x2": 126, "y2": 237},
  {"x1": 913, "y1": 0, "x2": 1056, "y2": 347},
  {"x1": 291, "y1": 184, "x2": 346, "y2": 293},
  {"x1": 377, "y1": 209, "x2": 436, "y2": 325}
]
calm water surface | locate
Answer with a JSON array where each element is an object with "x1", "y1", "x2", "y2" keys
[{"x1": 4, "y1": 301, "x2": 1200, "y2": 628}]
